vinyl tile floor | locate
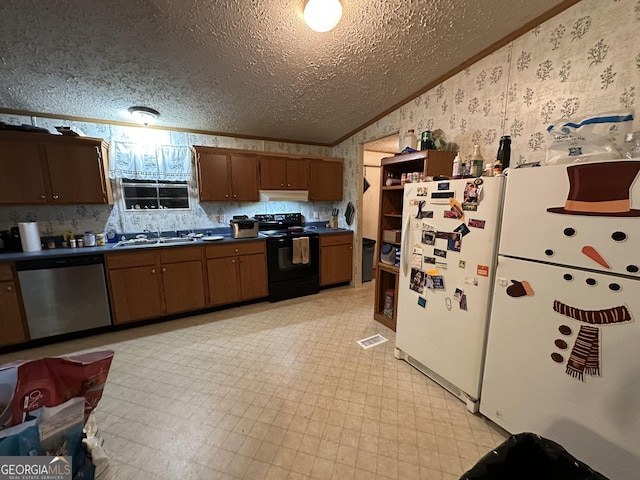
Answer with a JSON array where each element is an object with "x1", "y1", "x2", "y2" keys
[{"x1": 0, "y1": 281, "x2": 508, "y2": 479}]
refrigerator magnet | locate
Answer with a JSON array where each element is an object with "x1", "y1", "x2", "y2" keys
[
  {"x1": 465, "y1": 277, "x2": 478, "y2": 286},
  {"x1": 431, "y1": 275, "x2": 446, "y2": 290},
  {"x1": 435, "y1": 261, "x2": 447, "y2": 270},
  {"x1": 410, "y1": 268, "x2": 425, "y2": 293},
  {"x1": 411, "y1": 247, "x2": 423, "y2": 269},
  {"x1": 419, "y1": 211, "x2": 434, "y2": 219},
  {"x1": 463, "y1": 181, "x2": 481, "y2": 205},
  {"x1": 434, "y1": 248, "x2": 447, "y2": 258},
  {"x1": 435, "y1": 231, "x2": 450, "y2": 239},
  {"x1": 425, "y1": 275, "x2": 435, "y2": 289},
  {"x1": 477, "y1": 265, "x2": 489, "y2": 277},
  {"x1": 454, "y1": 223, "x2": 471, "y2": 237},
  {"x1": 468, "y1": 219, "x2": 486, "y2": 229},
  {"x1": 416, "y1": 186, "x2": 428, "y2": 196},
  {"x1": 459, "y1": 260, "x2": 466, "y2": 269},
  {"x1": 447, "y1": 233, "x2": 461, "y2": 252},
  {"x1": 417, "y1": 296, "x2": 427, "y2": 308},
  {"x1": 445, "y1": 297, "x2": 452, "y2": 311},
  {"x1": 422, "y1": 222, "x2": 436, "y2": 231},
  {"x1": 421, "y1": 230, "x2": 436, "y2": 245},
  {"x1": 459, "y1": 294, "x2": 468, "y2": 310},
  {"x1": 462, "y1": 203, "x2": 478, "y2": 211},
  {"x1": 453, "y1": 287, "x2": 464, "y2": 301},
  {"x1": 424, "y1": 256, "x2": 436, "y2": 264},
  {"x1": 437, "y1": 182, "x2": 450, "y2": 190},
  {"x1": 430, "y1": 191, "x2": 455, "y2": 203},
  {"x1": 449, "y1": 198, "x2": 464, "y2": 219}
]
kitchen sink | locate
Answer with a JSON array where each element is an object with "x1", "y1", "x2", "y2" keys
[{"x1": 113, "y1": 237, "x2": 198, "y2": 249}]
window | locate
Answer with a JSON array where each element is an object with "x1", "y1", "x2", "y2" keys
[{"x1": 122, "y1": 178, "x2": 189, "y2": 210}]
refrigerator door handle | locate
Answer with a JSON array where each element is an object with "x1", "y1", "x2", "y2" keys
[{"x1": 402, "y1": 213, "x2": 411, "y2": 276}]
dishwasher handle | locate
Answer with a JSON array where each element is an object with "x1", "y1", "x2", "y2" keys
[{"x1": 16, "y1": 254, "x2": 104, "y2": 271}]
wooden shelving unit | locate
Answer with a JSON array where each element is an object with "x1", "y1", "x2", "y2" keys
[{"x1": 373, "y1": 150, "x2": 456, "y2": 331}]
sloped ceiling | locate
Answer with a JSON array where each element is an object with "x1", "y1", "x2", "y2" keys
[{"x1": 0, "y1": 0, "x2": 577, "y2": 145}]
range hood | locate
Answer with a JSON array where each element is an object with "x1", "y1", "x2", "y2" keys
[{"x1": 259, "y1": 190, "x2": 309, "y2": 202}]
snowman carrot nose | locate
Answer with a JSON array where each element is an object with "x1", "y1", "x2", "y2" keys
[{"x1": 582, "y1": 246, "x2": 610, "y2": 269}]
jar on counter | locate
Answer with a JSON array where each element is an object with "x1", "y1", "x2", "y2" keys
[
  {"x1": 96, "y1": 233, "x2": 106, "y2": 246},
  {"x1": 83, "y1": 231, "x2": 95, "y2": 247}
]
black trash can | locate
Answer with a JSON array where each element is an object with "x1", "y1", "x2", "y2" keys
[
  {"x1": 460, "y1": 432, "x2": 608, "y2": 480},
  {"x1": 362, "y1": 238, "x2": 376, "y2": 282}
]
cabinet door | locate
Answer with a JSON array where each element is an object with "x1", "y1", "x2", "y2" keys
[
  {"x1": 207, "y1": 257, "x2": 241, "y2": 306},
  {"x1": 286, "y1": 159, "x2": 309, "y2": 190},
  {"x1": 197, "y1": 152, "x2": 232, "y2": 201},
  {"x1": 230, "y1": 155, "x2": 260, "y2": 201},
  {"x1": 238, "y1": 253, "x2": 268, "y2": 300},
  {"x1": 320, "y1": 243, "x2": 353, "y2": 286},
  {"x1": 0, "y1": 140, "x2": 48, "y2": 204},
  {"x1": 108, "y1": 266, "x2": 164, "y2": 323},
  {"x1": 45, "y1": 142, "x2": 109, "y2": 204},
  {"x1": 0, "y1": 280, "x2": 28, "y2": 346},
  {"x1": 309, "y1": 160, "x2": 343, "y2": 201},
  {"x1": 162, "y1": 260, "x2": 206, "y2": 314},
  {"x1": 260, "y1": 157, "x2": 287, "y2": 189}
]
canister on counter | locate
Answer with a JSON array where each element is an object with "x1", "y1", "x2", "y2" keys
[{"x1": 96, "y1": 233, "x2": 106, "y2": 246}]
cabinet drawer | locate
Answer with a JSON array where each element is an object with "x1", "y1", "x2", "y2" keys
[
  {"x1": 320, "y1": 233, "x2": 353, "y2": 247},
  {"x1": 160, "y1": 246, "x2": 202, "y2": 264},
  {"x1": 206, "y1": 240, "x2": 265, "y2": 259},
  {"x1": 0, "y1": 264, "x2": 13, "y2": 282},
  {"x1": 106, "y1": 251, "x2": 158, "y2": 269}
]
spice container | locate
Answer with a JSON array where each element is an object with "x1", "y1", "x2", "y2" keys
[
  {"x1": 83, "y1": 231, "x2": 96, "y2": 247},
  {"x1": 77, "y1": 238, "x2": 84, "y2": 248},
  {"x1": 96, "y1": 233, "x2": 106, "y2": 246}
]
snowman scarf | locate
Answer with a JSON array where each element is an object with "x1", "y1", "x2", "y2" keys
[{"x1": 553, "y1": 301, "x2": 632, "y2": 381}]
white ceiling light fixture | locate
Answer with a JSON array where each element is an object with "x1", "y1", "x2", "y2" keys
[
  {"x1": 303, "y1": 0, "x2": 342, "y2": 33},
  {"x1": 128, "y1": 106, "x2": 160, "y2": 126}
]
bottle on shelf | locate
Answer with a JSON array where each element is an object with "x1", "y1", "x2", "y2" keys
[
  {"x1": 470, "y1": 144, "x2": 484, "y2": 177},
  {"x1": 420, "y1": 130, "x2": 436, "y2": 150},
  {"x1": 452, "y1": 153, "x2": 461, "y2": 177},
  {"x1": 498, "y1": 135, "x2": 511, "y2": 170},
  {"x1": 402, "y1": 129, "x2": 418, "y2": 150}
]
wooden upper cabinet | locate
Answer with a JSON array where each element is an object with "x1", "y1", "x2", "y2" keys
[
  {"x1": 44, "y1": 141, "x2": 111, "y2": 204},
  {"x1": 230, "y1": 155, "x2": 260, "y2": 201},
  {"x1": 197, "y1": 152, "x2": 231, "y2": 201},
  {"x1": 195, "y1": 148, "x2": 260, "y2": 202},
  {"x1": 0, "y1": 140, "x2": 48, "y2": 204},
  {"x1": 309, "y1": 159, "x2": 343, "y2": 201},
  {"x1": 260, "y1": 157, "x2": 309, "y2": 190},
  {"x1": 0, "y1": 132, "x2": 112, "y2": 205}
]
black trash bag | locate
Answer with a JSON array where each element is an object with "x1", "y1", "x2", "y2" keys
[{"x1": 460, "y1": 432, "x2": 609, "y2": 480}]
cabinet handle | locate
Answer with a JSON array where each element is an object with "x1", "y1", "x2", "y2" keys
[
  {"x1": 232, "y1": 259, "x2": 236, "y2": 263},
  {"x1": 225, "y1": 194, "x2": 229, "y2": 198},
  {"x1": 41, "y1": 195, "x2": 46, "y2": 199},
  {"x1": 233, "y1": 194, "x2": 237, "y2": 198},
  {"x1": 281, "y1": 183, "x2": 284, "y2": 187},
  {"x1": 151, "y1": 268, "x2": 156, "y2": 274},
  {"x1": 162, "y1": 267, "x2": 167, "y2": 272},
  {"x1": 6, "y1": 285, "x2": 13, "y2": 291},
  {"x1": 234, "y1": 248, "x2": 238, "y2": 253},
  {"x1": 53, "y1": 195, "x2": 59, "y2": 199},
  {"x1": 287, "y1": 183, "x2": 291, "y2": 187}
]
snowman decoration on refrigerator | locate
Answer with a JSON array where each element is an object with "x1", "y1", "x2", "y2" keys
[{"x1": 508, "y1": 161, "x2": 639, "y2": 381}]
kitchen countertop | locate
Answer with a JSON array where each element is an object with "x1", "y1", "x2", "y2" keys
[{"x1": 0, "y1": 227, "x2": 353, "y2": 262}]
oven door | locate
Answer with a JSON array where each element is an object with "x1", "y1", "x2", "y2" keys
[{"x1": 266, "y1": 235, "x2": 319, "y2": 282}]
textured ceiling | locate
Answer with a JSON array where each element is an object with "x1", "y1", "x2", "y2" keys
[{"x1": 0, "y1": 0, "x2": 576, "y2": 145}]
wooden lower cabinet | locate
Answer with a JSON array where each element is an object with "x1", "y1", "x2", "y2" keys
[
  {"x1": 160, "y1": 247, "x2": 206, "y2": 314},
  {"x1": 0, "y1": 264, "x2": 28, "y2": 346},
  {"x1": 206, "y1": 240, "x2": 267, "y2": 306},
  {"x1": 320, "y1": 233, "x2": 353, "y2": 286},
  {"x1": 106, "y1": 252, "x2": 164, "y2": 324},
  {"x1": 106, "y1": 247, "x2": 206, "y2": 324}
]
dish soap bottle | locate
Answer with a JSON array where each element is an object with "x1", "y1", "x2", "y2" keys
[
  {"x1": 470, "y1": 144, "x2": 484, "y2": 177},
  {"x1": 451, "y1": 153, "x2": 461, "y2": 178}
]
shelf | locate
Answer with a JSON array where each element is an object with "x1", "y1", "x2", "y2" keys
[
  {"x1": 382, "y1": 185, "x2": 404, "y2": 191},
  {"x1": 378, "y1": 262, "x2": 399, "y2": 273},
  {"x1": 383, "y1": 213, "x2": 402, "y2": 218},
  {"x1": 374, "y1": 312, "x2": 395, "y2": 331}
]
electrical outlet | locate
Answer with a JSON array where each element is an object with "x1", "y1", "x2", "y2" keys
[
  {"x1": 313, "y1": 211, "x2": 319, "y2": 219},
  {"x1": 219, "y1": 214, "x2": 225, "y2": 224}
]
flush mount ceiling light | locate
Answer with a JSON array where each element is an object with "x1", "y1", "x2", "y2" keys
[
  {"x1": 128, "y1": 106, "x2": 160, "y2": 126},
  {"x1": 304, "y1": 0, "x2": 342, "y2": 32}
]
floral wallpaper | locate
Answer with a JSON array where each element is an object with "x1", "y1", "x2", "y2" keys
[
  {"x1": 2, "y1": 0, "x2": 637, "y2": 286},
  {"x1": 0, "y1": 115, "x2": 337, "y2": 237},
  {"x1": 337, "y1": 0, "x2": 640, "y2": 281}
]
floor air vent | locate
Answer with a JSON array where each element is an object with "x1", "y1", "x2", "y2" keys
[{"x1": 356, "y1": 334, "x2": 388, "y2": 349}]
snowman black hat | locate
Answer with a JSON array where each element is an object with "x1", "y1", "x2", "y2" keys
[{"x1": 547, "y1": 160, "x2": 640, "y2": 216}]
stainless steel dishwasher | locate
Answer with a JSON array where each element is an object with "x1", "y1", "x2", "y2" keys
[{"x1": 16, "y1": 254, "x2": 112, "y2": 339}]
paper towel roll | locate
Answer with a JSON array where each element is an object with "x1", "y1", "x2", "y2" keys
[{"x1": 18, "y1": 222, "x2": 42, "y2": 252}]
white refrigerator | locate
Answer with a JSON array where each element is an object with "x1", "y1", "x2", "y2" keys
[
  {"x1": 480, "y1": 160, "x2": 640, "y2": 479},
  {"x1": 395, "y1": 176, "x2": 505, "y2": 412}
]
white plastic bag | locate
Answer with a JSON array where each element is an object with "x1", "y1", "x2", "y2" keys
[{"x1": 545, "y1": 110, "x2": 634, "y2": 165}]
